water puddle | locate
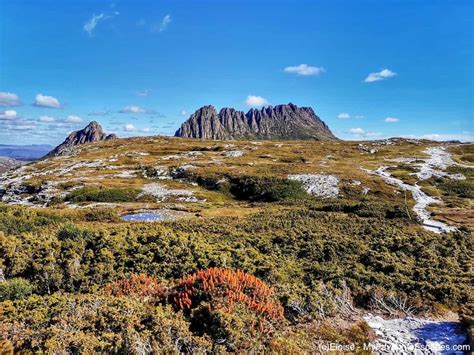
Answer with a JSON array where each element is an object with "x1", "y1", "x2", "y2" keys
[{"x1": 121, "y1": 209, "x2": 189, "y2": 222}]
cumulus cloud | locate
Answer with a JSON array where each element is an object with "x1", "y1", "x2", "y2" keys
[
  {"x1": 124, "y1": 123, "x2": 137, "y2": 131},
  {"x1": 337, "y1": 113, "x2": 350, "y2": 119},
  {"x1": 0, "y1": 110, "x2": 17, "y2": 120},
  {"x1": 348, "y1": 128, "x2": 382, "y2": 138},
  {"x1": 151, "y1": 14, "x2": 171, "y2": 33},
  {"x1": 84, "y1": 12, "x2": 119, "y2": 36},
  {"x1": 364, "y1": 68, "x2": 396, "y2": 83},
  {"x1": 34, "y1": 94, "x2": 61, "y2": 108},
  {"x1": 284, "y1": 64, "x2": 325, "y2": 76},
  {"x1": 349, "y1": 128, "x2": 365, "y2": 135},
  {"x1": 119, "y1": 105, "x2": 147, "y2": 114},
  {"x1": 65, "y1": 115, "x2": 83, "y2": 123},
  {"x1": 142, "y1": 127, "x2": 151, "y2": 133},
  {"x1": 39, "y1": 115, "x2": 55, "y2": 122},
  {"x1": 0, "y1": 92, "x2": 21, "y2": 106},
  {"x1": 245, "y1": 95, "x2": 270, "y2": 107},
  {"x1": 384, "y1": 117, "x2": 399, "y2": 123}
]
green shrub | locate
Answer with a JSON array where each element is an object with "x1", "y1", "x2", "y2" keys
[
  {"x1": 57, "y1": 223, "x2": 92, "y2": 241},
  {"x1": 81, "y1": 208, "x2": 118, "y2": 222},
  {"x1": 0, "y1": 278, "x2": 34, "y2": 301},
  {"x1": 0, "y1": 294, "x2": 212, "y2": 353},
  {"x1": 229, "y1": 176, "x2": 307, "y2": 202},
  {"x1": 439, "y1": 179, "x2": 474, "y2": 198},
  {"x1": 66, "y1": 186, "x2": 141, "y2": 203},
  {"x1": 0, "y1": 206, "x2": 68, "y2": 235}
]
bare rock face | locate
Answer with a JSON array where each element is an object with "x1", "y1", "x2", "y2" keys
[
  {"x1": 45, "y1": 121, "x2": 117, "y2": 157},
  {"x1": 175, "y1": 103, "x2": 337, "y2": 140}
]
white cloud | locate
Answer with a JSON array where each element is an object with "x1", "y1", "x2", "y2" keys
[
  {"x1": 364, "y1": 68, "x2": 396, "y2": 83},
  {"x1": 0, "y1": 92, "x2": 21, "y2": 106},
  {"x1": 284, "y1": 64, "x2": 325, "y2": 76},
  {"x1": 124, "y1": 123, "x2": 137, "y2": 131},
  {"x1": 349, "y1": 128, "x2": 365, "y2": 135},
  {"x1": 8, "y1": 124, "x2": 36, "y2": 131},
  {"x1": 65, "y1": 115, "x2": 83, "y2": 123},
  {"x1": 384, "y1": 117, "x2": 399, "y2": 123},
  {"x1": 119, "y1": 105, "x2": 146, "y2": 113},
  {"x1": 84, "y1": 14, "x2": 104, "y2": 35},
  {"x1": 83, "y1": 12, "x2": 119, "y2": 36},
  {"x1": 180, "y1": 110, "x2": 187, "y2": 116},
  {"x1": 88, "y1": 111, "x2": 108, "y2": 116},
  {"x1": 355, "y1": 115, "x2": 364, "y2": 119},
  {"x1": 245, "y1": 95, "x2": 269, "y2": 107},
  {"x1": 39, "y1": 115, "x2": 55, "y2": 122},
  {"x1": 349, "y1": 127, "x2": 383, "y2": 138},
  {"x1": 136, "y1": 89, "x2": 151, "y2": 97},
  {"x1": 151, "y1": 14, "x2": 171, "y2": 33},
  {"x1": 416, "y1": 132, "x2": 473, "y2": 142},
  {"x1": 0, "y1": 110, "x2": 17, "y2": 120},
  {"x1": 337, "y1": 113, "x2": 350, "y2": 119},
  {"x1": 160, "y1": 14, "x2": 172, "y2": 32},
  {"x1": 142, "y1": 127, "x2": 151, "y2": 133},
  {"x1": 34, "y1": 93, "x2": 61, "y2": 108},
  {"x1": 365, "y1": 131, "x2": 383, "y2": 137}
]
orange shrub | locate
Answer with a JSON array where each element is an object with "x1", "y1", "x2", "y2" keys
[
  {"x1": 169, "y1": 268, "x2": 284, "y2": 333},
  {"x1": 104, "y1": 274, "x2": 165, "y2": 302}
]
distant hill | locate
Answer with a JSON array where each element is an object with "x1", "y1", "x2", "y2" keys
[
  {"x1": 0, "y1": 144, "x2": 53, "y2": 161},
  {"x1": 45, "y1": 121, "x2": 117, "y2": 157},
  {"x1": 175, "y1": 103, "x2": 337, "y2": 141}
]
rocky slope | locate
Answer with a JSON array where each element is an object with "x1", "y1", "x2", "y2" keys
[
  {"x1": 45, "y1": 121, "x2": 117, "y2": 157},
  {"x1": 175, "y1": 103, "x2": 337, "y2": 140},
  {"x1": 0, "y1": 156, "x2": 22, "y2": 175}
]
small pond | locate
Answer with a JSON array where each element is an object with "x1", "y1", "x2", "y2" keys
[{"x1": 121, "y1": 210, "x2": 187, "y2": 222}]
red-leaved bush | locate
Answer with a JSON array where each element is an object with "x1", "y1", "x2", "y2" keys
[
  {"x1": 104, "y1": 268, "x2": 284, "y2": 334},
  {"x1": 104, "y1": 273, "x2": 164, "y2": 302},
  {"x1": 170, "y1": 268, "x2": 284, "y2": 332}
]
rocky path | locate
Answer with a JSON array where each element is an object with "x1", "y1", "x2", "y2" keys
[
  {"x1": 370, "y1": 166, "x2": 455, "y2": 233},
  {"x1": 364, "y1": 314, "x2": 468, "y2": 354},
  {"x1": 368, "y1": 146, "x2": 471, "y2": 233}
]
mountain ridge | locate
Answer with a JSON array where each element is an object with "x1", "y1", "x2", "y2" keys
[
  {"x1": 175, "y1": 103, "x2": 337, "y2": 140},
  {"x1": 45, "y1": 121, "x2": 117, "y2": 158}
]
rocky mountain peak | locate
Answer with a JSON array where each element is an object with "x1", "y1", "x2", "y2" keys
[
  {"x1": 45, "y1": 121, "x2": 117, "y2": 158},
  {"x1": 175, "y1": 103, "x2": 337, "y2": 141}
]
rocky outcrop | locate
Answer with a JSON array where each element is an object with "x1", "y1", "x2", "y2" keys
[
  {"x1": 45, "y1": 121, "x2": 117, "y2": 157},
  {"x1": 175, "y1": 103, "x2": 337, "y2": 140},
  {"x1": 0, "y1": 157, "x2": 21, "y2": 175}
]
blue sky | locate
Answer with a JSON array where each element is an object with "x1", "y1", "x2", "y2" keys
[{"x1": 0, "y1": 0, "x2": 472, "y2": 145}]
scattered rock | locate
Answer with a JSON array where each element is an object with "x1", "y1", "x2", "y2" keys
[
  {"x1": 416, "y1": 147, "x2": 467, "y2": 180},
  {"x1": 224, "y1": 150, "x2": 244, "y2": 158},
  {"x1": 288, "y1": 173, "x2": 339, "y2": 198},
  {"x1": 140, "y1": 183, "x2": 199, "y2": 202}
]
